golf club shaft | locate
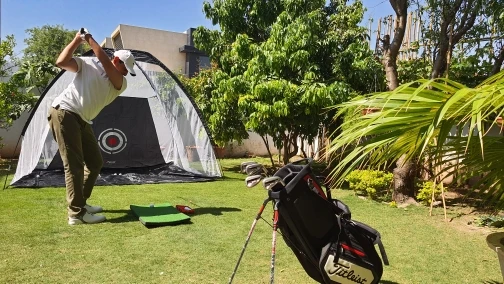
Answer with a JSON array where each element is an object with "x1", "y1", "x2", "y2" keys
[
  {"x1": 270, "y1": 202, "x2": 279, "y2": 284},
  {"x1": 228, "y1": 197, "x2": 271, "y2": 284}
]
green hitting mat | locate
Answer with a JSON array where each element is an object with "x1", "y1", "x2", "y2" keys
[{"x1": 130, "y1": 203, "x2": 191, "y2": 227}]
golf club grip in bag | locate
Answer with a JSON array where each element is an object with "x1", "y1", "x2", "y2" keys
[{"x1": 271, "y1": 161, "x2": 388, "y2": 284}]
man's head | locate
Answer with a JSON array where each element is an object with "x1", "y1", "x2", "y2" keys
[{"x1": 112, "y1": 50, "x2": 136, "y2": 77}]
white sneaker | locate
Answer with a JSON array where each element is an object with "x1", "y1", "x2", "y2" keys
[
  {"x1": 68, "y1": 212, "x2": 106, "y2": 225},
  {"x1": 84, "y1": 204, "x2": 103, "y2": 214}
]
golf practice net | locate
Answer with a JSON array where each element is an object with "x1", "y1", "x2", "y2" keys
[{"x1": 10, "y1": 49, "x2": 222, "y2": 188}]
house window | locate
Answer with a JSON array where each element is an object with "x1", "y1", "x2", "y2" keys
[{"x1": 198, "y1": 56, "x2": 210, "y2": 70}]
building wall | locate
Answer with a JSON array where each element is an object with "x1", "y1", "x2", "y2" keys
[
  {"x1": 223, "y1": 132, "x2": 280, "y2": 158},
  {"x1": 0, "y1": 110, "x2": 30, "y2": 158},
  {"x1": 112, "y1": 24, "x2": 187, "y2": 74},
  {"x1": 220, "y1": 132, "x2": 323, "y2": 160}
]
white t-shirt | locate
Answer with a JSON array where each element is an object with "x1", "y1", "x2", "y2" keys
[{"x1": 51, "y1": 57, "x2": 127, "y2": 124}]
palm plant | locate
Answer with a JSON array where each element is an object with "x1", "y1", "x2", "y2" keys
[{"x1": 326, "y1": 71, "x2": 504, "y2": 208}]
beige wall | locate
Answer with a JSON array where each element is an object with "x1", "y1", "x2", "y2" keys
[
  {"x1": 114, "y1": 24, "x2": 187, "y2": 74},
  {"x1": 100, "y1": 37, "x2": 113, "y2": 49},
  {"x1": 0, "y1": 110, "x2": 30, "y2": 158},
  {"x1": 223, "y1": 132, "x2": 280, "y2": 158}
]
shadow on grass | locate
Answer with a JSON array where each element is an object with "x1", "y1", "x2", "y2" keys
[
  {"x1": 481, "y1": 281, "x2": 502, "y2": 284},
  {"x1": 103, "y1": 207, "x2": 242, "y2": 223},
  {"x1": 193, "y1": 207, "x2": 241, "y2": 216},
  {"x1": 221, "y1": 163, "x2": 278, "y2": 176},
  {"x1": 221, "y1": 164, "x2": 242, "y2": 173},
  {"x1": 219, "y1": 175, "x2": 245, "y2": 181},
  {"x1": 380, "y1": 281, "x2": 400, "y2": 284},
  {"x1": 103, "y1": 209, "x2": 137, "y2": 223},
  {"x1": 144, "y1": 220, "x2": 193, "y2": 229}
]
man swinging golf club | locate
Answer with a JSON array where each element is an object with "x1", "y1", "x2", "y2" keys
[{"x1": 48, "y1": 27, "x2": 136, "y2": 225}]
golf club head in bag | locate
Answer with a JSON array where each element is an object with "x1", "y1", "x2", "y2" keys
[
  {"x1": 262, "y1": 176, "x2": 285, "y2": 191},
  {"x1": 245, "y1": 163, "x2": 267, "y2": 176},
  {"x1": 240, "y1": 161, "x2": 258, "y2": 173},
  {"x1": 245, "y1": 174, "x2": 263, "y2": 188}
]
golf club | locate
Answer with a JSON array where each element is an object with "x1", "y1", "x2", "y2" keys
[
  {"x1": 245, "y1": 163, "x2": 267, "y2": 176},
  {"x1": 245, "y1": 174, "x2": 263, "y2": 188},
  {"x1": 240, "y1": 161, "x2": 258, "y2": 173},
  {"x1": 262, "y1": 176, "x2": 285, "y2": 191},
  {"x1": 228, "y1": 197, "x2": 271, "y2": 284}
]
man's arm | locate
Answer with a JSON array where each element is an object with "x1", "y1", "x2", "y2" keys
[
  {"x1": 84, "y1": 34, "x2": 124, "y2": 90},
  {"x1": 55, "y1": 32, "x2": 82, "y2": 72}
]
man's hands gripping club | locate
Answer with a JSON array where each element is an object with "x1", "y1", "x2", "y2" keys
[
  {"x1": 55, "y1": 27, "x2": 126, "y2": 90},
  {"x1": 79, "y1": 28, "x2": 91, "y2": 41}
]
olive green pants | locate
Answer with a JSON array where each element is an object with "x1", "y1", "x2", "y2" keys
[{"x1": 48, "y1": 106, "x2": 103, "y2": 217}]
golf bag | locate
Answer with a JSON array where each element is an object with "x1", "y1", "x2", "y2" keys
[{"x1": 269, "y1": 160, "x2": 389, "y2": 284}]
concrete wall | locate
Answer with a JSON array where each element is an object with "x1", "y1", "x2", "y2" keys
[
  {"x1": 115, "y1": 24, "x2": 187, "y2": 74},
  {"x1": 221, "y1": 132, "x2": 322, "y2": 159},
  {"x1": 223, "y1": 132, "x2": 281, "y2": 158},
  {"x1": 0, "y1": 110, "x2": 30, "y2": 158}
]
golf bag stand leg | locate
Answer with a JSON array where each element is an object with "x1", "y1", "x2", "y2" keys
[
  {"x1": 228, "y1": 197, "x2": 272, "y2": 284},
  {"x1": 269, "y1": 200, "x2": 280, "y2": 284}
]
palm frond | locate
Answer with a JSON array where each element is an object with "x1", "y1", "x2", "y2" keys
[{"x1": 327, "y1": 71, "x2": 504, "y2": 208}]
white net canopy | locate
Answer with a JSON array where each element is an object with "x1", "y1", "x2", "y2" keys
[{"x1": 11, "y1": 49, "x2": 221, "y2": 187}]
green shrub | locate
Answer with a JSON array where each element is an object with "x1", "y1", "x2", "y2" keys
[
  {"x1": 474, "y1": 216, "x2": 504, "y2": 228},
  {"x1": 416, "y1": 181, "x2": 442, "y2": 205},
  {"x1": 345, "y1": 169, "x2": 393, "y2": 200}
]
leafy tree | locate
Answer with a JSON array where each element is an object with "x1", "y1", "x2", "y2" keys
[
  {"x1": 202, "y1": 0, "x2": 283, "y2": 43},
  {"x1": 0, "y1": 36, "x2": 37, "y2": 138},
  {"x1": 327, "y1": 71, "x2": 504, "y2": 207},
  {"x1": 193, "y1": 0, "x2": 285, "y2": 157},
  {"x1": 197, "y1": 0, "x2": 284, "y2": 71},
  {"x1": 178, "y1": 63, "x2": 249, "y2": 146},
  {"x1": 397, "y1": 58, "x2": 431, "y2": 84},
  {"x1": 23, "y1": 25, "x2": 85, "y2": 64},
  {"x1": 13, "y1": 60, "x2": 60, "y2": 96},
  {"x1": 374, "y1": 0, "x2": 486, "y2": 200},
  {"x1": 0, "y1": 36, "x2": 17, "y2": 78},
  {"x1": 446, "y1": 0, "x2": 504, "y2": 83},
  {"x1": 238, "y1": 0, "x2": 374, "y2": 164},
  {"x1": 394, "y1": 1, "x2": 495, "y2": 85},
  {"x1": 16, "y1": 25, "x2": 85, "y2": 95},
  {"x1": 489, "y1": 0, "x2": 504, "y2": 75},
  {"x1": 418, "y1": 0, "x2": 484, "y2": 78},
  {"x1": 194, "y1": 0, "x2": 380, "y2": 165}
]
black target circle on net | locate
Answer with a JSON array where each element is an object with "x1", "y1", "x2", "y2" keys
[{"x1": 98, "y1": 128, "x2": 128, "y2": 154}]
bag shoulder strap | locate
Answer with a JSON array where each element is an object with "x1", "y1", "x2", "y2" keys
[{"x1": 352, "y1": 220, "x2": 389, "y2": 265}]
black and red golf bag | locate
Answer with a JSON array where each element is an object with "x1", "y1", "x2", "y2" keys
[{"x1": 269, "y1": 159, "x2": 389, "y2": 284}]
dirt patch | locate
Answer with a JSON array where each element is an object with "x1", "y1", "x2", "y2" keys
[{"x1": 428, "y1": 191, "x2": 501, "y2": 236}]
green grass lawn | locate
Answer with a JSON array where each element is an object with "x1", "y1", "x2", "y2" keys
[{"x1": 0, "y1": 158, "x2": 502, "y2": 283}]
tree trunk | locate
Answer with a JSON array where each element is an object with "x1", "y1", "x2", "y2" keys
[
  {"x1": 392, "y1": 155, "x2": 417, "y2": 202},
  {"x1": 431, "y1": 41, "x2": 449, "y2": 78},
  {"x1": 260, "y1": 135, "x2": 276, "y2": 168},
  {"x1": 381, "y1": 0, "x2": 408, "y2": 91},
  {"x1": 299, "y1": 138, "x2": 308, "y2": 158},
  {"x1": 281, "y1": 132, "x2": 299, "y2": 165},
  {"x1": 283, "y1": 135, "x2": 290, "y2": 165},
  {"x1": 383, "y1": 49, "x2": 400, "y2": 91},
  {"x1": 491, "y1": 46, "x2": 504, "y2": 75},
  {"x1": 385, "y1": 0, "x2": 412, "y2": 202},
  {"x1": 431, "y1": 12, "x2": 452, "y2": 78},
  {"x1": 431, "y1": 0, "x2": 481, "y2": 78}
]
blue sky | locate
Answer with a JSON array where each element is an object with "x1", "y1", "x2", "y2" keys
[{"x1": 1, "y1": 0, "x2": 393, "y2": 56}]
